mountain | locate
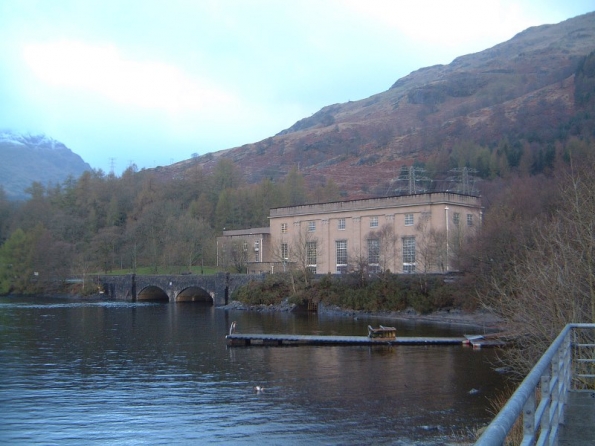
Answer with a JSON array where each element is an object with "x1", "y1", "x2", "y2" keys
[
  {"x1": 159, "y1": 11, "x2": 595, "y2": 198},
  {"x1": 0, "y1": 132, "x2": 92, "y2": 200}
]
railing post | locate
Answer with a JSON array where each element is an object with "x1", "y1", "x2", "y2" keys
[
  {"x1": 558, "y1": 328, "x2": 572, "y2": 424},
  {"x1": 541, "y1": 372, "x2": 551, "y2": 440},
  {"x1": 551, "y1": 348, "x2": 561, "y2": 444},
  {"x1": 523, "y1": 390, "x2": 536, "y2": 442}
]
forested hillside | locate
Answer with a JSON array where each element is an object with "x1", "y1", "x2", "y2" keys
[
  {"x1": 162, "y1": 12, "x2": 595, "y2": 198},
  {"x1": 0, "y1": 160, "x2": 341, "y2": 294}
]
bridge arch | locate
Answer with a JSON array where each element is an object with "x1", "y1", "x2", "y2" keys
[
  {"x1": 97, "y1": 272, "x2": 265, "y2": 305},
  {"x1": 137, "y1": 285, "x2": 169, "y2": 302},
  {"x1": 176, "y1": 286, "x2": 213, "y2": 304}
]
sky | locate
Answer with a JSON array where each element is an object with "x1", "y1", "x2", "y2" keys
[{"x1": 0, "y1": 1, "x2": 593, "y2": 175}]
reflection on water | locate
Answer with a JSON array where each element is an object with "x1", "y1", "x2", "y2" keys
[{"x1": 0, "y1": 296, "x2": 506, "y2": 445}]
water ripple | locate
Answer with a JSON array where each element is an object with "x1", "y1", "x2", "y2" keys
[{"x1": 0, "y1": 297, "x2": 505, "y2": 445}]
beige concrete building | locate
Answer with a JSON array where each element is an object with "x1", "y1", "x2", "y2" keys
[
  {"x1": 217, "y1": 192, "x2": 481, "y2": 275},
  {"x1": 216, "y1": 227, "x2": 271, "y2": 274}
]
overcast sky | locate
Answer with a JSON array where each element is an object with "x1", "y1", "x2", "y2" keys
[{"x1": 0, "y1": 1, "x2": 593, "y2": 174}]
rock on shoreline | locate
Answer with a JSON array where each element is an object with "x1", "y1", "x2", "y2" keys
[{"x1": 218, "y1": 300, "x2": 502, "y2": 330}]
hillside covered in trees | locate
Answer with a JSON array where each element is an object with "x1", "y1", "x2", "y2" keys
[
  {"x1": 163, "y1": 12, "x2": 595, "y2": 198},
  {"x1": 0, "y1": 160, "x2": 341, "y2": 294}
]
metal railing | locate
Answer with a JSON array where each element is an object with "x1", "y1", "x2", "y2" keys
[{"x1": 476, "y1": 323, "x2": 595, "y2": 446}]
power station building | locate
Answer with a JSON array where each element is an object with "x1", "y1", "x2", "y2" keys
[{"x1": 217, "y1": 192, "x2": 481, "y2": 275}]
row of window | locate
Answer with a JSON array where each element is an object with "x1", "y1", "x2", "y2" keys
[
  {"x1": 281, "y1": 213, "x2": 473, "y2": 234},
  {"x1": 280, "y1": 215, "x2": 412, "y2": 234},
  {"x1": 281, "y1": 237, "x2": 417, "y2": 274}
]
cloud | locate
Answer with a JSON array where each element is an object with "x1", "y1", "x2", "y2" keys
[
  {"x1": 2, "y1": 0, "x2": 593, "y2": 174},
  {"x1": 22, "y1": 40, "x2": 236, "y2": 114},
  {"x1": 341, "y1": 0, "x2": 533, "y2": 50}
]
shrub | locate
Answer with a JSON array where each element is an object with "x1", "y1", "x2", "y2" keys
[
  {"x1": 232, "y1": 274, "x2": 292, "y2": 305},
  {"x1": 408, "y1": 290, "x2": 434, "y2": 314},
  {"x1": 233, "y1": 272, "x2": 469, "y2": 314}
]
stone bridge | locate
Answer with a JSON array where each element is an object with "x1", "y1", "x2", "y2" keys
[{"x1": 96, "y1": 273, "x2": 264, "y2": 306}]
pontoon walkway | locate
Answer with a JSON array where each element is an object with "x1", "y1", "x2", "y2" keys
[{"x1": 226, "y1": 333, "x2": 467, "y2": 346}]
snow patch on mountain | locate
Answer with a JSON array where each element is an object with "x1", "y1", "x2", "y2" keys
[
  {"x1": 0, "y1": 131, "x2": 92, "y2": 200},
  {"x1": 0, "y1": 132, "x2": 69, "y2": 151}
]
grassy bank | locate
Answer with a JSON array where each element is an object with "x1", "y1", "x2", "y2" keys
[
  {"x1": 95, "y1": 265, "x2": 220, "y2": 276},
  {"x1": 232, "y1": 272, "x2": 477, "y2": 314}
]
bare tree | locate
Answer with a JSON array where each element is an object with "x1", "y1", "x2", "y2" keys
[
  {"x1": 229, "y1": 240, "x2": 249, "y2": 273},
  {"x1": 91, "y1": 226, "x2": 122, "y2": 273},
  {"x1": 415, "y1": 213, "x2": 447, "y2": 273},
  {"x1": 163, "y1": 215, "x2": 214, "y2": 273},
  {"x1": 218, "y1": 238, "x2": 249, "y2": 273},
  {"x1": 367, "y1": 224, "x2": 399, "y2": 273},
  {"x1": 71, "y1": 248, "x2": 95, "y2": 295},
  {"x1": 348, "y1": 249, "x2": 372, "y2": 287},
  {"x1": 272, "y1": 227, "x2": 321, "y2": 292},
  {"x1": 131, "y1": 201, "x2": 175, "y2": 273},
  {"x1": 484, "y1": 157, "x2": 595, "y2": 375}
]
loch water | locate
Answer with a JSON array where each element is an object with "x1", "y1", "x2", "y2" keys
[{"x1": 0, "y1": 296, "x2": 507, "y2": 445}]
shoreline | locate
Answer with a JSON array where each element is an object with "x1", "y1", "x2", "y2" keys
[
  {"x1": 3, "y1": 293, "x2": 502, "y2": 332},
  {"x1": 219, "y1": 300, "x2": 503, "y2": 331}
]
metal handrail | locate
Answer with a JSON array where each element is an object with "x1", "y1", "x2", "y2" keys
[{"x1": 475, "y1": 323, "x2": 595, "y2": 446}]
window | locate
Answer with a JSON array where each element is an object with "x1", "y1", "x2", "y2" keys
[
  {"x1": 405, "y1": 213, "x2": 414, "y2": 226},
  {"x1": 308, "y1": 221, "x2": 316, "y2": 232},
  {"x1": 453, "y1": 212, "x2": 460, "y2": 226},
  {"x1": 281, "y1": 243, "x2": 288, "y2": 260},
  {"x1": 338, "y1": 218, "x2": 346, "y2": 230},
  {"x1": 281, "y1": 223, "x2": 288, "y2": 234},
  {"x1": 467, "y1": 214, "x2": 473, "y2": 226},
  {"x1": 368, "y1": 238, "x2": 380, "y2": 265},
  {"x1": 255, "y1": 251, "x2": 260, "y2": 262},
  {"x1": 402, "y1": 236, "x2": 416, "y2": 273},
  {"x1": 370, "y1": 216, "x2": 379, "y2": 228},
  {"x1": 336, "y1": 240, "x2": 348, "y2": 273},
  {"x1": 306, "y1": 241, "x2": 317, "y2": 274}
]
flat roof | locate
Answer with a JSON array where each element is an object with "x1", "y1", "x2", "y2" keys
[
  {"x1": 269, "y1": 192, "x2": 481, "y2": 218},
  {"x1": 221, "y1": 227, "x2": 270, "y2": 236}
]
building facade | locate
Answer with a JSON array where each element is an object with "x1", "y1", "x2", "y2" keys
[
  {"x1": 216, "y1": 227, "x2": 271, "y2": 274},
  {"x1": 217, "y1": 192, "x2": 481, "y2": 275},
  {"x1": 269, "y1": 192, "x2": 481, "y2": 274}
]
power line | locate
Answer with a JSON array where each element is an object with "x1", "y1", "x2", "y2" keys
[
  {"x1": 446, "y1": 167, "x2": 479, "y2": 195},
  {"x1": 387, "y1": 166, "x2": 432, "y2": 195}
]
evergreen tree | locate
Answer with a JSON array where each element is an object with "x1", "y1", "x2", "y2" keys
[{"x1": 0, "y1": 228, "x2": 34, "y2": 294}]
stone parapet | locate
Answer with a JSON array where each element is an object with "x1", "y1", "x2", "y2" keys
[{"x1": 270, "y1": 192, "x2": 480, "y2": 217}]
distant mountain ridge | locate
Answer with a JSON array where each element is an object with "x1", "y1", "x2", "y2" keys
[
  {"x1": 0, "y1": 132, "x2": 70, "y2": 151},
  {"x1": 0, "y1": 132, "x2": 91, "y2": 200},
  {"x1": 162, "y1": 11, "x2": 595, "y2": 198}
]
